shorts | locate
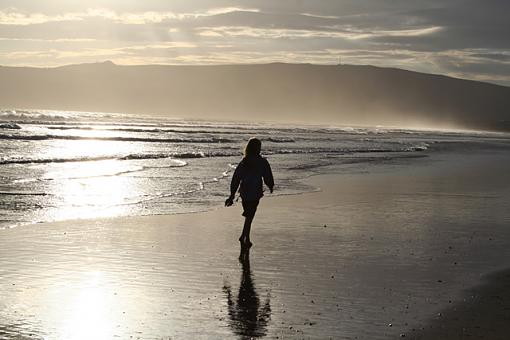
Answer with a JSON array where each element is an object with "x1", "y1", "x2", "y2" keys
[{"x1": 242, "y1": 200, "x2": 259, "y2": 218}]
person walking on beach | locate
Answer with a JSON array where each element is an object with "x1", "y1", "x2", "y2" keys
[{"x1": 225, "y1": 138, "x2": 274, "y2": 247}]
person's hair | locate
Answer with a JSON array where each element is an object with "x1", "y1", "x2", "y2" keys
[{"x1": 244, "y1": 138, "x2": 261, "y2": 158}]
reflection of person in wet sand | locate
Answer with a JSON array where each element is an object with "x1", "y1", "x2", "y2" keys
[
  {"x1": 225, "y1": 138, "x2": 274, "y2": 248},
  {"x1": 223, "y1": 247, "x2": 271, "y2": 338}
]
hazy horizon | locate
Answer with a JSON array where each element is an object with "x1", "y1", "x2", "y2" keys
[{"x1": 2, "y1": 62, "x2": 509, "y2": 132}]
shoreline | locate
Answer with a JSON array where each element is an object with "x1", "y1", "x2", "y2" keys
[
  {"x1": 1, "y1": 148, "x2": 510, "y2": 338},
  {"x1": 1, "y1": 149, "x2": 429, "y2": 231},
  {"x1": 2, "y1": 117, "x2": 510, "y2": 232}
]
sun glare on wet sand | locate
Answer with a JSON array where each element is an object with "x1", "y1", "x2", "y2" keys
[{"x1": 52, "y1": 271, "x2": 117, "y2": 340}]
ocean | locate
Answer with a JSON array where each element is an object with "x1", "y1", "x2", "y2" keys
[{"x1": 1, "y1": 109, "x2": 509, "y2": 229}]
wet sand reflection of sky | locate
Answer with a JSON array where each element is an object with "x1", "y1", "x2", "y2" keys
[
  {"x1": 0, "y1": 270, "x2": 125, "y2": 340},
  {"x1": 49, "y1": 271, "x2": 117, "y2": 340}
]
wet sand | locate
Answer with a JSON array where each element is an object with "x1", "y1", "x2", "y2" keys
[
  {"x1": 412, "y1": 268, "x2": 510, "y2": 339},
  {"x1": 1, "y1": 148, "x2": 510, "y2": 339}
]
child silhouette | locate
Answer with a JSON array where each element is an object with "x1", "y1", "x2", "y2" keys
[{"x1": 225, "y1": 138, "x2": 274, "y2": 247}]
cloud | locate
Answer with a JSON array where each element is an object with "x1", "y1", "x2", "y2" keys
[
  {"x1": 0, "y1": 49, "x2": 58, "y2": 59},
  {"x1": 0, "y1": 42, "x2": 197, "y2": 64},
  {"x1": 300, "y1": 13, "x2": 340, "y2": 20},
  {"x1": 0, "y1": 37, "x2": 97, "y2": 42},
  {"x1": 0, "y1": 9, "x2": 83, "y2": 25},
  {"x1": 203, "y1": 7, "x2": 259, "y2": 16},
  {"x1": 196, "y1": 25, "x2": 442, "y2": 40},
  {"x1": 0, "y1": 7, "x2": 260, "y2": 26}
]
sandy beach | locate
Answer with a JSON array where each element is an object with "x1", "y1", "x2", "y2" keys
[
  {"x1": 2, "y1": 1, "x2": 509, "y2": 339},
  {"x1": 1, "y1": 147, "x2": 510, "y2": 339}
]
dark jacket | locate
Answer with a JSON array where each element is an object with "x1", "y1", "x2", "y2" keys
[{"x1": 230, "y1": 156, "x2": 274, "y2": 201}]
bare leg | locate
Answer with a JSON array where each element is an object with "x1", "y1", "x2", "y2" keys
[{"x1": 240, "y1": 215, "x2": 254, "y2": 246}]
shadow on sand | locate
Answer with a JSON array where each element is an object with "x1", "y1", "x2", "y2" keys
[
  {"x1": 223, "y1": 246, "x2": 271, "y2": 339},
  {"x1": 409, "y1": 268, "x2": 510, "y2": 339}
]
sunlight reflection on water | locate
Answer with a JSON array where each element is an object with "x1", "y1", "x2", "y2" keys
[
  {"x1": 42, "y1": 139, "x2": 131, "y2": 160},
  {"x1": 40, "y1": 139, "x2": 145, "y2": 222},
  {"x1": 47, "y1": 166, "x2": 136, "y2": 221}
]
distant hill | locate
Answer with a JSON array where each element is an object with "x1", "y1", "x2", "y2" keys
[{"x1": 1, "y1": 61, "x2": 509, "y2": 131}]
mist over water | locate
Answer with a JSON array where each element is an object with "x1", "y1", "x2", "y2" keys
[{"x1": 1, "y1": 109, "x2": 509, "y2": 229}]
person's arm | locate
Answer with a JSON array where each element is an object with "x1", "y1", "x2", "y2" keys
[
  {"x1": 263, "y1": 159, "x2": 274, "y2": 193},
  {"x1": 226, "y1": 163, "x2": 241, "y2": 206}
]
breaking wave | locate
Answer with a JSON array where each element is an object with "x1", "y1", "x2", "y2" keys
[
  {"x1": 0, "y1": 133, "x2": 233, "y2": 143},
  {"x1": 0, "y1": 123, "x2": 21, "y2": 129},
  {"x1": 0, "y1": 150, "x2": 239, "y2": 165}
]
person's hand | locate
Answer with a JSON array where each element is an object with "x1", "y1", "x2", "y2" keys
[{"x1": 225, "y1": 196, "x2": 234, "y2": 207}]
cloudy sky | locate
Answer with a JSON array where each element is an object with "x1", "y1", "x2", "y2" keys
[{"x1": 1, "y1": 0, "x2": 509, "y2": 85}]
